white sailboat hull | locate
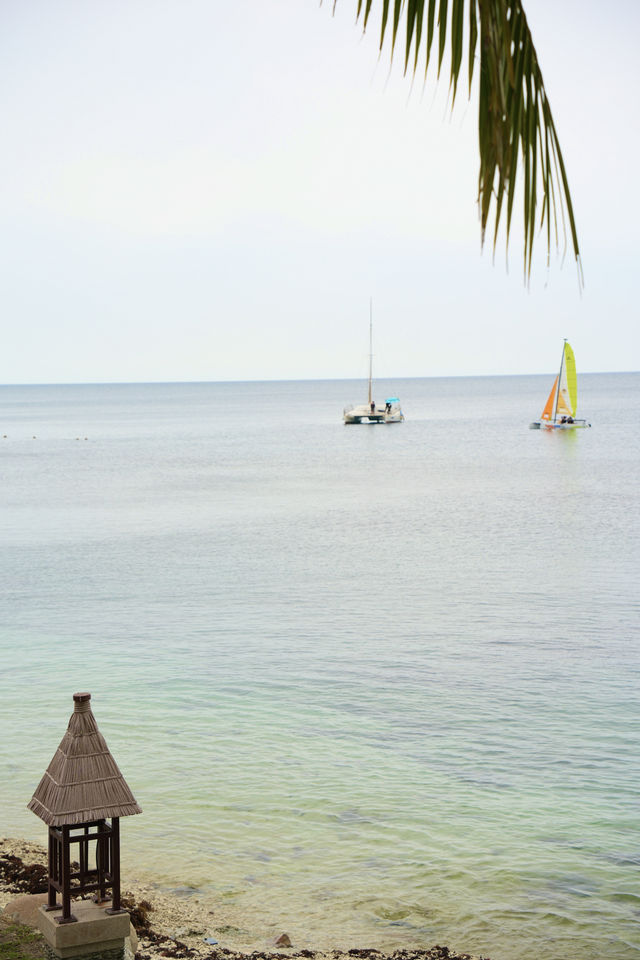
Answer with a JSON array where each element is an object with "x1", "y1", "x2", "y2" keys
[
  {"x1": 530, "y1": 419, "x2": 591, "y2": 429},
  {"x1": 343, "y1": 402, "x2": 404, "y2": 424}
]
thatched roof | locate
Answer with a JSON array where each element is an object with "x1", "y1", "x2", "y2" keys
[{"x1": 28, "y1": 692, "x2": 142, "y2": 827}]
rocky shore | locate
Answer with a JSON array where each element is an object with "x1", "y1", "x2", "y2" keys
[{"x1": 0, "y1": 837, "x2": 490, "y2": 960}]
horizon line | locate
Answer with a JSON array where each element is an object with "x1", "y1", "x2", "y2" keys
[{"x1": 0, "y1": 368, "x2": 638, "y2": 388}]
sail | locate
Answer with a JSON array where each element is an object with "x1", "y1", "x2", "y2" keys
[
  {"x1": 540, "y1": 342, "x2": 578, "y2": 421},
  {"x1": 556, "y1": 342, "x2": 576, "y2": 418},
  {"x1": 540, "y1": 377, "x2": 558, "y2": 420},
  {"x1": 563, "y1": 342, "x2": 578, "y2": 416}
]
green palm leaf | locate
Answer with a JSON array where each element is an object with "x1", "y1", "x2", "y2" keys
[{"x1": 337, "y1": 0, "x2": 581, "y2": 280}]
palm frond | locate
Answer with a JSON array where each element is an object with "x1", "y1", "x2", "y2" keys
[{"x1": 336, "y1": 0, "x2": 581, "y2": 281}]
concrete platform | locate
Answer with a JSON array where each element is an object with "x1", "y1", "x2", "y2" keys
[{"x1": 37, "y1": 900, "x2": 131, "y2": 959}]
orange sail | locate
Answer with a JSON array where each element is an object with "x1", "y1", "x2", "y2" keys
[{"x1": 540, "y1": 377, "x2": 558, "y2": 420}]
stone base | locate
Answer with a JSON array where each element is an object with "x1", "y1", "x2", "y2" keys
[
  {"x1": 43, "y1": 945, "x2": 125, "y2": 960},
  {"x1": 37, "y1": 901, "x2": 130, "y2": 960}
]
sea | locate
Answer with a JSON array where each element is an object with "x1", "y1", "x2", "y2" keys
[{"x1": 1, "y1": 374, "x2": 638, "y2": 960}]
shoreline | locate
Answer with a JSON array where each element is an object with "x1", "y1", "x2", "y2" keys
[{"x1": 0, "y1": 837, "x2": 489, "y2": 960}]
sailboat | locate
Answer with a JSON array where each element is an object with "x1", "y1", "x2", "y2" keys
[
  {"x1": 530, "y1": 340, "x2": 591, "y2": 429},
  {"x1": 343, "y1": 303, "x2": 404, "y2": 424}
]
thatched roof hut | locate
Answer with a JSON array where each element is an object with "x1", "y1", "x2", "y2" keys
[{"x1": 28, "y1": 692, "x2": 142, "y2": 827}]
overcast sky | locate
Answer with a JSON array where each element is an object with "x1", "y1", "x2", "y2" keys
[{"x1": 1, "y1": 0, "x2": 638, "y2": 384}]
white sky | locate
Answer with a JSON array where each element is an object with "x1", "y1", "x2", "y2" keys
[{"x1": 1, "y1": 0, "x2": 638, "y2": 383}]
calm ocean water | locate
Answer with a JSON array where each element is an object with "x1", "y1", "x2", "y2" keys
[{"x1": 1, "y1": 375, "x2": 638, "y2": 960}]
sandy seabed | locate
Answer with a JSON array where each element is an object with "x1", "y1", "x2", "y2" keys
[{"x1": 0, "y1": 837, "x2": 488, "y2": 960}]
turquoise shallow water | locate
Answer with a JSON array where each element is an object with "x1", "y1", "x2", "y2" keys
[{"x1": 1, "y1": 375, "x2": 639, "y2": 959}]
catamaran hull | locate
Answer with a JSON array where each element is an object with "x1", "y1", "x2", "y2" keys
[
  {"x1": 344, "y1": 406, "x2": 404, "y2": 424},
  {"x1": 529, "y1": 420, "x2": 591, "y2": 430},
  {"x1": 343, "y1": 415, "x2": 404, "y2": 424},
  {"x1": 344, "y1": 414, "x2": 385, "y2": 424}
]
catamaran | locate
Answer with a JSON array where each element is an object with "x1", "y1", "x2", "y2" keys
[
  {"x1": 343, "y1": 303, "x2": 404, "y2": 425},
  {"x1": 530, "y1": 340, "x2": 591, "y2": 429}
]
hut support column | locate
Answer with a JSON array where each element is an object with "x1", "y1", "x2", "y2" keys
[
  {"x1": 46, "y1": 829, "x2": 57, "y2": 911},
  {"x1": 58, "y1": 825, "x2": 77, "y2": 924},
  {"x1": 105, "y1": 817, "x2": 124, "y2": 914},
  {"x1": 95, "y1": 819, "x2": 109, "y2": 903}
]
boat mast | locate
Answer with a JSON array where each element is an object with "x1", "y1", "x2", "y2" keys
[
  {"x1": 553, "y1": 339, "x2": 566, "y2": 422},
  {"x1": 368, "y1": 298, "x2": 373, "y2": 406}
]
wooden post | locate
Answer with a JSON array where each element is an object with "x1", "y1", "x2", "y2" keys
[
  {"x1": 96, "y1": 819, "x2": 109, "y2": 903},
  {"x1": 79, "y1": 826, "x2": 88, "y2": 891},
  {"x1": 105, "y1": 818, "x2": 123, "y2": 914},
  {"x1": 58, "y1": 825, "x2": 77, "y2": 923},
  {"x1": 46, "y1": 829, "x2": 57, "y2": 911}
]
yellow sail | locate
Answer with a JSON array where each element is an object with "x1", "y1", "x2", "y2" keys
[
  {"x1": 540, "y1": 377, "x2": 558, "y2": 420},
  {"x1": 555, "y1": 341, "x2": 577, "y2": 418},
  {"x1": 563, "y1": 341, "x2": 578, "y2": 416},
  {"x1": 541, "y1": 342, "x2": 578, "y2": 421}
]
